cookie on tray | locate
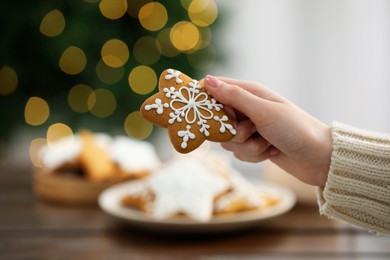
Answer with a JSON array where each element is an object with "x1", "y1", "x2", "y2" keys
[{"x1": 39, "y1": 131, "x2": 161, "y2": 182}]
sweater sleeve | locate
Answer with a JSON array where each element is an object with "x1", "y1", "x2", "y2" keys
[{"x1": 317, "y1": 122, "x2": 390, "y2": 235}]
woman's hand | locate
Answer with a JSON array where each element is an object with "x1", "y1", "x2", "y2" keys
[{"x1": 204, "y1": 75, "x2": 332, "y2": 186}]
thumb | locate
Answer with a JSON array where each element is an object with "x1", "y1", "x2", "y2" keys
[{"x1": 204, "y1": 75, "x2": 268, "y2": 121}]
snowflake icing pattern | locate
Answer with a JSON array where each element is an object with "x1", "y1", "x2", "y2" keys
[{"x1": 144, "y1": 69, "x2": 236, "y2": 150}]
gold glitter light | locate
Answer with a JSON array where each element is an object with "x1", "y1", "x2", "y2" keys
[
  {"x1": 139, "y1": 2, "x2": 168, "y2": 31},
  {"x1": 39, "y1": 9, "x2": 65, "y2": 37},
  {"x1": 24, "y1": 97, "x2": 50, "y2": 126}
]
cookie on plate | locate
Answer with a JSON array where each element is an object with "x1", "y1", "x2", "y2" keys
[
  {"x1": 122, "y1": 155, "x2": 231, "y2": 221},
  {"x1": 140, "y1": 69, "x2": 237, "y2": 153},
  {"x1": 121, "y1": 154, "x2": 276, "y2": 222}
]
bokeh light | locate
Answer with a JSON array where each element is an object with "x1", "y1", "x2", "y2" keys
[
  {"x1": 133, "y1": 36, "x2": 161, "y2": 65},
  {"x1": 99, "y1": 0, "x2": 128, "y2": 20},
  {"x1": 156, "y1": 28, "x2": 180, "y2": 57},
  {"x1": 127, "y1": 0, "x2": 152, "y2": 18},
  {"x1": 124, "y1": 111, "x2": 153, "y2": 139},
  {"x1": 101, "y1": 38, "x2": 129, "y2": 68},
  {"x1": 170, "y1": 21, "x2": 200, "y2": 52},
  {"x1": 30, "y1": 138, "x2": 47, "y2": 168},
  {"x1": 96, "y1": 59, "x2": 124, "y2": 84},
  {"x1": 188, "y1": 0, "x2": 218, "y2": 27},
  {"x1": 47, "y1": 123, "x2": 73, "y2": 149},
  {"x1": 68, "y1": 84, "x2": 94, "y2": 113},
  {"x1": 180, "y1": 0, "x2": 193, "y2": 10},
  {"x1": 197, "y1": 26, "x2": 212, "y2": 49},
  {"x1": 25, "y1": 97, "x2": 50, "y2": 126},
  {"x1": 187, "y1": 44, "x2": 217, "y2": 70},
  {"x1": 59, "y1": 46, "x2": 87, "y2": 75},
  {"x1": 128, "y1": 66, "x2": 157, "y2": 95},
  {"x1": 39, "y1": 9, "x2": 65, "y2": 37},
  {"x1": 0, "y1": 1, "x2": 221, "y2": 148},
  {"x1": 0, "y1": 65, "x2": 18, "y2": 96},
  {"x1": 139, "y1": 2, "x2": 168, "y2": 31},
  {"x1": 88, "y1": 88, "x2": 116, "y2": 118}
]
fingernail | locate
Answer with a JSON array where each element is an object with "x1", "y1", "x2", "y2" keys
[{"x1": 205, "y1": 75, "x2": 219, "y2": 88}]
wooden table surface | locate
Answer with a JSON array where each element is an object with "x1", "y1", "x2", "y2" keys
[{"x1": 1, "y1": 167, "x2": 389, "y2": 259}]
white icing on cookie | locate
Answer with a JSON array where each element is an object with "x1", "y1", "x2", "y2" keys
[
  {"x1": 93, "y1": 133, "x2": 112, "y2": 149},
  {"x1": 40, "y1": 133, "x2": 160, "y2": 174},
  {"x1": 108, "y1": 136, "x2": 160, "y2": 172},
  {"x1": 144, "y1": 98, "x2": 169, "y2": 115},
  {"x1": 214, "y1": 115, "x2": 237, "y2": 135},
  {"x1": 177, "y1": 125, "x2": 195, "y2": 149},
  {"x1": 39, "y1": 135, "x2": 83, "y2": 170},
  {"x1": 166, "y1": 80, "x2": 222, "y2": 128},
  {"x1": 165, "y1": 68, "x2": 183, "y2": 83},
  {"x1": 147, "y1": 156, "x2": 230, "y2": 222},
  {"x1": 146, "y1": 69, "x2": 236, "y2": 150}
]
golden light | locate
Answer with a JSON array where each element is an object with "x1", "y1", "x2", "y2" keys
[
  {"x1": 197, "y1": 26, "x2": 212, "y2": 49},
  {"x1": 188, "y1": 0, "x2": 218, "y2": 27},
  {"x1": 0, "y1": 65, "x2": 18, "y2": 96},
  {"x1": 133, "y1": 36, "x2": 160, "y2": 65},
  {"x1": 170, "y1": 21, "x2": 200, "y2": 52},
  {"x1": 30, "y1": 138, "x2": 47, "y2": 168},
  {"x1": 59, "y1": 46, "x2": 87, "y2": 75},
  {"x1": 124, "y1": 111, "x2": 153, "y2": 139},
  {"x1": 139, "y1": 2, "x2": 168, "y2": 31},
  {"x1": 127, "y1": 0, "x2": 152, "y2": 18},
  {"x1": 96, "y1": 59, "x2": 124, "y2": 84},
  {"x1": 25, "y1": 97, "x2": 50, "y2": 126},
  {"x1": 68, "y1": 84, "x2": 94, "y2": 113},
  {"x1": 156, "y1": 28, "x2": 180, "y2": 57},
  {"x1": 101, "y1": 39, "x2": 129, "y2": 68},
  {"x1": 47, "y1": 123, "x2": 73, "y2": 149},
  {"x1": 99, "y1": 0, "x2": 128, "y2": 20},
  {"x1": 187, "y1": 44, "x2": 217, "y2": 70},
  {"x1": 180, "y1": 0, "x2": 193, "y2": 10},
  {"x1": 39, "y1": 9, "x2": 65, "y2": 37},
  {"x1": 128, "y1": 66, "x2": 157, "y2": 95},
  {"x1": 88, "y1": 88, "x2": 116, "y2": 118}
]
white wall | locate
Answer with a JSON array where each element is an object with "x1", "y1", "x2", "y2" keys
[{"x1": 214, "y1": 0, "x2": 390, "y2": 132}]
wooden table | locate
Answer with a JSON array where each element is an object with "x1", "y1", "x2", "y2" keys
[{"x1": 1, "y1": 167, "x2": 389, "y2": 259}]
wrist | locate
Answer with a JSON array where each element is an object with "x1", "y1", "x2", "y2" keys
[{"x1": 316, "y1": 124, "x2": 332, "y2": 187}]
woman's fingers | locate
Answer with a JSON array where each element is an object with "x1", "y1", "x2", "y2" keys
[
  {"x1": 232, "y1": 119, "x2": 257, "y2": 143},
  {"x1": 221, "y1": 134, "x2": 272, "y2": 162},
  {"x1": 216, "y1": 76, "x2": 286, "y2": 103},
  {"x1": 204, "y1": 75, "x2": 270, "y2": 121}
]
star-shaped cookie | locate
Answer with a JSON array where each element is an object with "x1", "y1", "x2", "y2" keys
[
  {"x1": 140, "y1": 69, "x2": 237, "y2": 153},
  {"x1": 147, "y1": 156, "x2": 230, "y2": 221}
]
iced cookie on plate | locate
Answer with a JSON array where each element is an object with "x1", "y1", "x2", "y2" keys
[
  {"x1": 141, "y1": 69, "x2": 236, "y2": 153},
  {"x1": 121, "y1": 154, "x2": 277, "y2": 222}
]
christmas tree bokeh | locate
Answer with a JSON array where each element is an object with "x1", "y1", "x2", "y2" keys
[{"x1": 0, "y1": 0, "x2": 221, "y2": 165}]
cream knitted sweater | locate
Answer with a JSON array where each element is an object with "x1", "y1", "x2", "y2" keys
[{"x1": 317, "y1": 122, "x2": 390, "y2": 234}]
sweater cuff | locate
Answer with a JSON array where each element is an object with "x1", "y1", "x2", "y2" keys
[{"x1": 317, "y1": 122, "x2": 390, "y2": 234}]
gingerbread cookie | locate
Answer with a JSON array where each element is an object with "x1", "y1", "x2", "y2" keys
[
  {"x1": 121, "y1": 153, "x2": 274, "y2": 221},
  {"x1": 39, "y1": 131, "x2": 161, "y2": 182},
  {"x1": 140, "y1": 69, "x2": 237, "y2": 153}
]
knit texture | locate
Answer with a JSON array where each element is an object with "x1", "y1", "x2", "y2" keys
[{"x1": 317, "y1": 122, "x2": 390, "y2": 235}]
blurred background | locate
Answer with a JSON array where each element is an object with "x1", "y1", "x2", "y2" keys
[
  {"x1": 0, "y1": 0, "x2": 222, "y2": 167},
  {"x1": 1, "y1": 0, "x2": 389, "y2": 171}
]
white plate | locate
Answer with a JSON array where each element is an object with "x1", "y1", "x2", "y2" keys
[{"x1": 98, "y1": 181, "x2": 296, "y2": 233}]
